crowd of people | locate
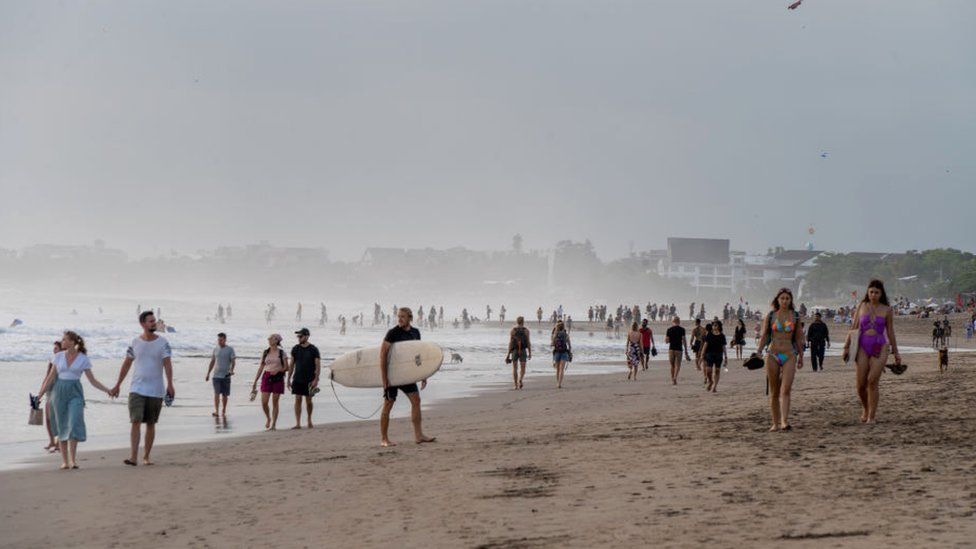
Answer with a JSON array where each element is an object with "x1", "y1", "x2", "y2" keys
[{"x1": 35, "y1": 278, "x2": 955, "y2": 470}]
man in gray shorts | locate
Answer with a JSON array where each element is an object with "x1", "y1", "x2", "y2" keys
[
  {"x1": 110, "y1": 311, "x2": 174, "y2": 466},
  {"x1": 205, "y1": 332, "x2": 236, "y2": 417}
]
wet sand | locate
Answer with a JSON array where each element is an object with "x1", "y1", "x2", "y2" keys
[{"x1": 2, "y1": 315, "x2": 974, "y2": 548}]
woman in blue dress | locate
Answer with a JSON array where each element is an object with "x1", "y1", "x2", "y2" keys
[{"x1": 37, "y1": 331, "x2": 112, "y2": 470}]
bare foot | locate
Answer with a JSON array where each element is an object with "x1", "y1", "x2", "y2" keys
[
  {"x1": 381, "y1": 440, "x2": 397, "y2": 447},
  {"x1": 711, "y1": 388, "x2": 717, "y2": 393},
  {"x1": 142, "y1": 459, "x2": 154, "y2": 466},
  {"x1": 60, "y1": 463, "x2": 70, "y2": 470},
  {"x1": 416, "y1": 436, "x2": 436, "y2": 444},
  {"x1": 123, "y1": 459, "x2": 138, "y2": 466},
  {"x1": 270, "y1": 426, "x2": 277, "y2": 431},
  {"x1": 70, "y1": 463, "x2": 79, "y2": 469},
  {"x1": 265, "y1": 419, "x2": 271, "y2": 429},
  {"x1": 307, "y1": 422, "x2": 314, "y2": 429},
  {"x1": 768, "y1": 425, "x2": 779, "y2": 432},
  {"x1": 212, "y1": 412, "x2": 219, "y2": 417},
  {"x1": 860, "y1": 412, "x2": 869, "y2": 423},
  {"x1": 291, "y1": 425, "x2": 302, "y2": 430}
]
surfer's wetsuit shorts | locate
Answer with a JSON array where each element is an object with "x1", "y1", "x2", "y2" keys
[{"x1": 383, "y1": 383, "x2": 419, "y2": 401}]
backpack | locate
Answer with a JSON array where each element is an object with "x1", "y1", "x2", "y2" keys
[
  {"x1": 511, "y1": 327, "x2": 529, "y2": 351},
  {"x1": 553, "y1": 331, "x2": 569, "y2": 352}
]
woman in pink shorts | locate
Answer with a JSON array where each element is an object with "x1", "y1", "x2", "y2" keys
[{"x1": 251, "y1": 334, "x2": 289, "y2": 430}]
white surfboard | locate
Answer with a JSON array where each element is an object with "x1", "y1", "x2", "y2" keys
[{"x1": 329, "y1": 341, "x2": 444, "y2": 388}]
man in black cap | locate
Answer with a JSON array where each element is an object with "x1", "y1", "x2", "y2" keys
[
  {"x1": 288, "y1": 327, "x2": 320, "y2": 429},
  {"x1": 806, "y1": 312, "x2": 830, "y2": 372}
]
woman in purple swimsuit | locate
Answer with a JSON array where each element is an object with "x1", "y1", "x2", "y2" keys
[
  {"x1": 843, "y1": 279, "x2": 901, "y2": 424},
  {"x1": 756, "y1": 288, "x2": 804, "y2": 432}
]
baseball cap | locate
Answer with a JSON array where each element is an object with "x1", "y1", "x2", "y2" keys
[{"x1": 295, "y1": 328, "x2": 310, "y2": 336}]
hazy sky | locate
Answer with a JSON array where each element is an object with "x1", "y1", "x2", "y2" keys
[{"x1": 1, "y1": 1, "x2": 973, "y2": 260}]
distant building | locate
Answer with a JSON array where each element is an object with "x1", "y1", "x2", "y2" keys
[{"x1": 660, "y1": 238, "x2": 733, "y2": 293}]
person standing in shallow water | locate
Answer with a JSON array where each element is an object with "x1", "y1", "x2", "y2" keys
[
  {"x1": 844, "y1": 279, "x2": 901, "y2": 424},
  {"x1": 380, "y1": 307, "x2": 436, "y2": 447},
  {"x1": 756, "y1": 288, "x2": 804, "y2": 432},
  {"x1": 37, "y1": 331, "x2": 112, "y2": 469}
]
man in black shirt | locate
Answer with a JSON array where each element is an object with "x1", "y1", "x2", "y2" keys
[
  {"x1": 288, "y1": 328, "x2": 321, "y2": 429},
  {"x1": 380, "y1": 307, "x2": 435, "y2": 447},
  {"x1": 806, "y1": 313, "x2": 830, "y2": 372},
  {"x1": 665, "y1": 317, "x2": 692, "y2": 385}
]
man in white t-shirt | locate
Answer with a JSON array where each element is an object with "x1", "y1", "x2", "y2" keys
[{"x1": 109, "y1": 311, "x2": 174, "y2": 466}]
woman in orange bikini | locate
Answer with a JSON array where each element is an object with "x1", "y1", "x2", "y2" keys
[
  {"x1": 843, "y1": 279, "x2": 901, "y2": 424},
  {"x1": 756, "y1": 288, "x2": 804, "y2": 431}
]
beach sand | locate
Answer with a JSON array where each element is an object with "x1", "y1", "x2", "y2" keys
[{"x1": 2, "y1": 317, "x2": 975, "y2": 548}]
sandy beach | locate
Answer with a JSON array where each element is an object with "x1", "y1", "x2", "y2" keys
[{"x1": 2, "y1": 316, "x2": 974, "y2": 548}]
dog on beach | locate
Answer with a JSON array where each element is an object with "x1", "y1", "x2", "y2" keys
[
  {"x1": 450, "y1": 352, "x2": 464, "y2": 364},
  {"x1": 938, "y1": 347, "x2": 949, "y2": 373}
]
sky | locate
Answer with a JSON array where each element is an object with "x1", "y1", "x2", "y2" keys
[{"x1": 1, "y1": 0, "x2": 973, "y2": 261}]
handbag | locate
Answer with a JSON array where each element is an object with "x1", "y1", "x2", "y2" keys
[
  {"x1": 651, "y1": 347, "x2": 658, "y2": 357},
  {"x1": 844, "y1": 329, "x2": 859, "y2": 364},
  {"x1": 29, "y1": 394, "x2": 43, "y2": 425}
]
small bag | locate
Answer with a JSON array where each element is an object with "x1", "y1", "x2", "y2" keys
[
  {"x1": 651, "y1": 347, "x2": 658, "y2": 357},
  {"x1": 29, "y1": 407, "x2": 43, "y2": 426}
]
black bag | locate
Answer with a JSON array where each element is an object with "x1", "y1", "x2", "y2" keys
[{"x1": 650, "y1": 347, "x2": 658, "y2": 357}]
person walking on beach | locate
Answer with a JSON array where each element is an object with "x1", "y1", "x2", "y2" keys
[
  {"x1": 37, "y1": 332, "x2": 112, "y2": 469},
  {"x1": 732, "y1": 319, "x2": 747, "y2": 360},
  {"x1": 756, "y1": 289, "x2": 804, "y2": 432},
  {"x1": 638, "y1": 319, "x2": 656, "y2": 371},
  {"x1": 288, "y1": 328, "x2": 320, "y2": 429},
  {"x1": 626, "y1": 322, "x2": 644, "y2": 381},
  {"x1": 806, "y1": 312, "x2": 830, "y2": 372},
  {"x1": 108, "y1": 311, "x2": 174, "y2": 466},
  {"x1": 252, "y1": 334, "x2": 288, "y2": 430},
  {"x1": 551, "y1": 320, "x2": 572, "y2": 388},
  {"x1": 42, "y1": 341, "x2": 63, "y2": 453},
  {"x1": 690, "y1": 319, "x2": 705, "y2": 380},
  {"x1": 665, "y1": 317, "x2": 691, "y2": 385},
  {"x1": 205, "y1": 332, "x2": 236, "y2": 418},
  {"x1": 506, "y1": 316, "x2": 532, "y2": 390},
  {"x1": 843, "y1": 279, "x2": 901, "y2": 424},
  {"x1": 380, "y1": 307, "x2": 436, "y2": 447},
  {"x1": 700, "y1": 322, "x2": 728, "y2": 393}
]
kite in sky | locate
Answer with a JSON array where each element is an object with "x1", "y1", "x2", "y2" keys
[{"x1": 788, "y1": 0, "x2": 803, "y2": 10}]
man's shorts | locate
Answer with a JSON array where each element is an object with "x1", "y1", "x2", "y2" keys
[
  {"x1": 383, "y1": 383, "x2": 419, "y2": 402},
  {"x1": 212, "y1": 377, "x2": 231, "y2": 397},
  {"x1": 128, "y1": 393, "x2": 163, "y2": 424},
  {"x1": 292, "y1": 380, "x2": 311, "y2": 396},
  {"x1": 669, "y1": 350, "x2": 684, "y2": 364},
  {"x1": 642, "y1": 346, "x2": 651, "y2": 356},
  {"x1": 510, "y1": 349, "x2": 527, "y2": 362}
]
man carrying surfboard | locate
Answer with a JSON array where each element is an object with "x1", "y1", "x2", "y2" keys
[{"x1": 380, "y1": 307, "x2": 436, "y2": 447}]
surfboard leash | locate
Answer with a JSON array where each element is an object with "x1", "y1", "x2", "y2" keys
[{"x1": 330, "y1": 378, "x2": 384, "y2": 420}]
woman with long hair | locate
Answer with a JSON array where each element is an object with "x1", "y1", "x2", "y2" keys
[
  {"x1": 251, "y1": 334, "x2": 289, "y2": 430},
  {"x1": 756, "y1": 288, "x2": 804, "y2": 431},
  {"x1": 700, "y1": 321, "x2": 728, "y2": 393},
  {"x1": 733, "y1": 319, "x2": 747, "y2": 360},
  {"x1": 625, "y1": 322, "x2": 643, "y2": 381},
  {"x1": 843, "y1": 279, "x2": 901, "y2": 423},
  {"x1": 551, "y1": 321, "x2": 572, "y2": 388},
  {"x1": 36, "y1": 331, "x2": 112, "y2": 469}
]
